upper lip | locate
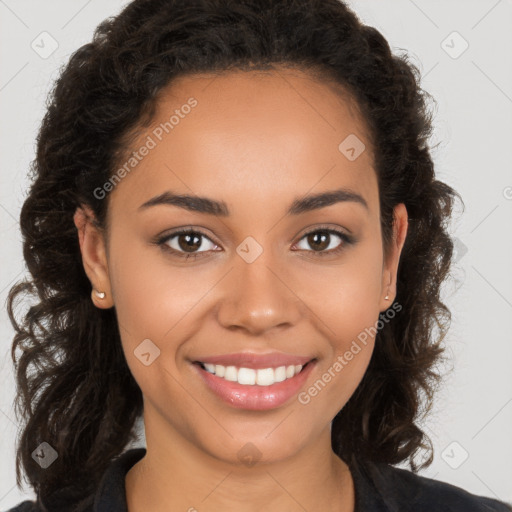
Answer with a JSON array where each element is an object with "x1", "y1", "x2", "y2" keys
[{"x1": 195, "y1": 352, "x2": 314, "y2": 369}]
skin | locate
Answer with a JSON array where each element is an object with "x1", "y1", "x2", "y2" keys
[{"x1": 74, "y1": 68, "x2": 408, "y2": 511}]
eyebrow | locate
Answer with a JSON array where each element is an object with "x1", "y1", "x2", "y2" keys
[{"x1": 138, "y1": 187, "x2": 368, "y2": 216}]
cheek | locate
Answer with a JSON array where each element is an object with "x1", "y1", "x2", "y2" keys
[
  {"x1": 297, "y1": 295, "x2": 379, "y2": 423},
  {"x1": 107, "y1": 235, "x2": 231, "y2": 401},
  {"x1": 107, "y1": 237, "x2": 191, "y2": 375},
  {"x1": 107, "y1": 242, "x2": 202, "y2": 408},
  {"x1": 298, "y1": 234, "x2": 384, "y2": 344},
  {"x1": 297, "y1": 345, "x2": 373, "y2": 425},
  {"x1": 294, "y1": 238, "x2": 383, "y2": 413},
  {"x1": 108, "y1": 235, "x2": 205, "y2": 340}
]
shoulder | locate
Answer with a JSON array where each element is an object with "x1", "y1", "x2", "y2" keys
[
  {"x1": 356, "y1": 459, "x2": 512, "y2": 511},
  {"x1": 4, "y1": 493, "x2": 94, "y2": 512},
  {"x1": 5, "y1": 448, "x2": 146, "y2": 512},
  {"x1": 5, "y1": 502, "x2": 37, "y2": 512}
]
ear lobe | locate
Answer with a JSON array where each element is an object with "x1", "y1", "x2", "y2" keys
[{"x1": 73, "y1": 205, "x2": 114, "y2": 308}]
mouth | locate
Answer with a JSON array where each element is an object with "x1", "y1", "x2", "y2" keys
[{"x1": 192, "y1": 357, "x2": 317, "y2": 410}]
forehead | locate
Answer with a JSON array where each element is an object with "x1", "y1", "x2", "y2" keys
[{"x1": 108, "y1": 68, "x2": 378, "y2": 217}]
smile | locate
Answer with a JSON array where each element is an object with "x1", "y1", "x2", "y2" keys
[
  {"x1": 192, "y1": 355, "x2": 316, "y2": 410},
  {"x1": 199, "y1": 363, "x2": 304, "y2": 386}
]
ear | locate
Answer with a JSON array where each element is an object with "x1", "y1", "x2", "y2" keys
[
  {"x1": 379, "y1": 203, "x2": 408, "y2": 311},
  {"x1": 73, "y1": 204, "x2": 114, "y2": 309}
]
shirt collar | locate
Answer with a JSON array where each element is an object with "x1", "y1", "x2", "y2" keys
[{"x1": 94, "y1": 448, "x2": 146, "y2": 512}]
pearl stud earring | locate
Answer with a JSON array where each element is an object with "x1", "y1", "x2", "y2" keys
[{"x1": 93, "y1": 289, "x2": 105, "y2": 299}]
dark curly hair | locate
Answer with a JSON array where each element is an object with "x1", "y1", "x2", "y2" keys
[{"x1": 7, "y1": 0, "x2": 461, "y2": 502}]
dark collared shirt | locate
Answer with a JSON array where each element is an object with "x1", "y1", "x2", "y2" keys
[{"x1": 8, "y1": 448, "x2": 512, "y2": 511}]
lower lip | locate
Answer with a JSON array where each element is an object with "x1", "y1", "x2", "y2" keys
[{"x1": 194, "y1": 362, "x2": 316, "y2": 410}]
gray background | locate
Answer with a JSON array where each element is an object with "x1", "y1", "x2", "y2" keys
[{"x1": 1, "y1": 0, "x2": 511, "y2": 508}]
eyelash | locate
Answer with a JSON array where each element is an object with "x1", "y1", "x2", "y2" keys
[{"x1": 154, "y1": 225, "x2": 355, "y2": 261}]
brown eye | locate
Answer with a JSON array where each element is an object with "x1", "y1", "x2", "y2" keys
[
  {"x1": 157, "y1": 229, "x2": 218, "y2": 258},
  {"x1": 294, "y1": 227, "x2": 354, "y2": 257},
  {"x1": 175, "y1": 232, "x2": 203, "y2": 253},
  {"x1": 305, "y1": 231, "x2": 331, "y2": 251}
]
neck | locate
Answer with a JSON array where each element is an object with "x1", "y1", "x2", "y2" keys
[{"x1": 126, "y1": 409, "x2": 355, "y2": 512}]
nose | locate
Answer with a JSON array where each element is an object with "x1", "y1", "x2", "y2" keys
[{"x1": 216, "y1": 248, "x2": 303, "y2": 336}]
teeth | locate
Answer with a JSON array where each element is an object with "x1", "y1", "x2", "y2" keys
[
  {"x1": 238, "y1": 368, "x2": 256, "y2": 385},
  {"x1": 224, "y1": 366, "x2": 238, "y2": 382},
  {"x1": 274, "y1": 366, "x2": 287, "y2": 382},
  {"x1": 256, "y1": 368, "x2": 274, "y2": 386},
  {"x1": 204, "y1": 363, "x2": 215, "y2": 373},
  {"x1": 201, "y1": 363, "x2": 304, "y2": 386}
]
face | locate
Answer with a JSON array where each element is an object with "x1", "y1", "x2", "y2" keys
[{"x1": 75, "y1": 68, "x2": 407, "y2": 466}]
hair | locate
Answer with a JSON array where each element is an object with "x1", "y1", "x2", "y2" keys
[{"x1": 7, "y1": 0, "x2": 461, "y2": 503}]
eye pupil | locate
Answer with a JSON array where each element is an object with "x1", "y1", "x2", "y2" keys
[
  {"x1": 179, "y1": 233, "x2": 201, "y2": 252},
  {"x1": 308, "y1": 231, "x2": 329, "y2": 251}
]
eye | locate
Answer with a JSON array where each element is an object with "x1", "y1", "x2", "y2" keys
[
  {"x1": 293, "y1": 227, "x2": 353, "y2": 257},
  {"x1": 156, "y1": 228, "x2": 218, "y2": 260}
]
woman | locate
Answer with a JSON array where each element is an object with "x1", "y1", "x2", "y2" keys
[{"x1": 6, "y1": 0, "x2": 511, "y2": 510}]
